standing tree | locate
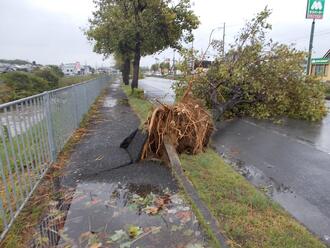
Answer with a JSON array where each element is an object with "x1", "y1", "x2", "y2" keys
[
  {"x1": 151, "y1": 63, "x2": 160, "y2": 73},
  {"x1": 114, "y1": 52, "x2": 132, "y2": 85},
  {"x1": 160, "y1": 61, "x2": 170, "y2": 75},
  {"x1": 87, "y1": 0, "x2": 199, "y2": 90},
  {"x1": 86, "y1": 0, "x2": 134, "y2": 85}
]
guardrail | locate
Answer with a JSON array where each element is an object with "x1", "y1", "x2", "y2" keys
[{"x1": 0, "y1": 76, "x2": 110, "y2": 240}]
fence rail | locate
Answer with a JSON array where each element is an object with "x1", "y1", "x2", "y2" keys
[{"x1": 0, "y1": 76, "x2": 110, "y2": 240}]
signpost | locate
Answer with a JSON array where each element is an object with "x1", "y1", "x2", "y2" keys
[
  {"x1": 306, "y1": 0, "x2": 325, "y2": 19},
  {"x1": 306, "y1": 0, "x2": 326, "y2": 75},
  {"x1": 311, "y1": 58, "x2": 330, "y2": 64}
]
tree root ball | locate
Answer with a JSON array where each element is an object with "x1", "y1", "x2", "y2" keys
[{"x1": 142, "y1": 92, "x2": 214, "y2": 159}]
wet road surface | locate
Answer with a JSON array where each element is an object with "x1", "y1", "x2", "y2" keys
[
  {"x1": 139, "y1": 77, "x2": 330, "y2": 244},
  {"x1": 33, "y1": 79, "x2": 208, "y2": 247},
  {"x1": 139, "y1": 77, "x2": 175, "y2": 104}
]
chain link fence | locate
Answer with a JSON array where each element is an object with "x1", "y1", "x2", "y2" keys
[{"x1": 0, "y1": 76, "x2": 110, "y2": 240}]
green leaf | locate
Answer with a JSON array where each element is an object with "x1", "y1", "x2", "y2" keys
[
  {"x1": 109, "y1": 229, "x2": 128, "y2": 242},
  {"x1": 120, "y1": 241, "x2": 132, "y2": 248},
  {"x1": 128, "y1": 225, "x2": 143, "y2": 238}
]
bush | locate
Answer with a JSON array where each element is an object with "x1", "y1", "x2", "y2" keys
[
  {"x1": 48, "y1": 65, "x2": 64, "y2": 78},
  {"x1": 33, "y1": 68, "x2": 59, "y2": 89},
  {"x1": 1, "y1": 72, "x2": 49, "y2": 101}
]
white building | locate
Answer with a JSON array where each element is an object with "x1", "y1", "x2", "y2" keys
[
  {"x1": 81, "y1": 65, "x2": 94, "y2": 75},
  {"x1": 60, "y1": 62, "x2": 81, "y2": 76}
]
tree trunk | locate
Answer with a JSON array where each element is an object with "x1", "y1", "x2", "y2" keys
[
  {"x1": 212, "y1": 94, "x2": 257, "y2": 120},
  {"x1": 122, "y1": 57, "x2": 130, "y2": 85},
  {"x1": 131, "y1": 41, "x2": 141, "y2": 90}
]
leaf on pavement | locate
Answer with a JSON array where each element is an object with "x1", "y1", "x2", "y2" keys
[
  {"x1": 175, "y1": 211, "x2": 192, "y2": 224},
  {"x1": 150, "y1": 226, "x2": 161, "y2": 234},
  {"x1": 90, "y1": 243, "x2": 102, "y2": 248},
  {"x1": 128, "y1": 225, "x2": 143, "y2": 238},
  {"x1": 145, "y1": 206, "x2": 159, "y2": 215},
  {"x1": 183, "y1": 229, "x2": 194, "y2": 236},
  {"x1": 186, "y1": 243, "x2": 204, "y2": 248},
  {"x1": 171, "y1": 225, "x2": 183, "y2": 232},
  {"x1": 109, "y1": 229, "x2": 128, "y2": 242},
  {"x1": 120, "y1": 241, "x2": 132, "y2": 248}
]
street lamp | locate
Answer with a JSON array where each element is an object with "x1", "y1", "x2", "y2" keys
[
  {"x1": 191, "y1": 23, "x2": 226, "y2": 73},
  {"x1": 208, "y1": 23, "x2": 226, "y2": 57}
]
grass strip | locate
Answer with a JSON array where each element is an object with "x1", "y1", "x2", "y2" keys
[
  {"x1": 180, "y1": 150, "x2": 325, "y2": 248},
  {"x1": 121, "y1": 85, "x2": 153, "y2": 123},
  {"x1": 58, "y1": 74, "x2": 99, "y2": 88},
  {"x1": 123, "y1": 83, "x2": 326, "y2": 248}
]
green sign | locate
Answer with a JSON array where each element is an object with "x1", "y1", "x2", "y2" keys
[
  {"x1": 311, "y1": 58, "x2": 329, "y2": 64},
  {"x1": 306, "y1": 0, "x2": 326, "y2": 19}
]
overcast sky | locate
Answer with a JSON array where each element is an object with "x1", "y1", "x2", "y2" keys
[{"x1": 0, "y1": 0, "x2": 329, "y2": 67}]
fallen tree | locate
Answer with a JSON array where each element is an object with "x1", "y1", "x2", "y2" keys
[{"x1": 174, "y1": 8, "x2": 327, "y2": 122}]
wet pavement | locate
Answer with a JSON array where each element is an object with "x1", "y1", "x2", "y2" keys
[
  {"x1": 33, "y1": 79, "x2": 208, "y2": 247},
  {"x1": 139, "y1": 77, "x2": 330, "y2": 245},
  {"x1": 213, "y1": 116, "x2": 330, "y2": 244}
]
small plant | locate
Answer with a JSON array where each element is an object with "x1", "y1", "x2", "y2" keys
[{"x1": 2, "y1": 124, "x2": 9, "y2": 140}]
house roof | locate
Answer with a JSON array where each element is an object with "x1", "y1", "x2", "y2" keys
[{"x1": 324, "y1": 49, "x2": 330, "y2": 58}]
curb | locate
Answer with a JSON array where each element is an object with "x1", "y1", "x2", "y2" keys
[{"x1": 164, "y1": 138, "x2": 228, "y2": 248}]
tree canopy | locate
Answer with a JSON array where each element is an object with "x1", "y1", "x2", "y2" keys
[
  {"x1": 175, "y1": 8, "x2": 327, "y2": 121},
  {"x1": 151, "y1": 63, "x2": 159, "y2": 73},
  {"x1": 86, "y1": 0, "x2": 199, "y2": 89}
]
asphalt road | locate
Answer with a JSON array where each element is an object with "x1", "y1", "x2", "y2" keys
[
  {"x1": 139, "y1": 77, "x2": 176, "y2": 104},
  {"x1": 139, "y1": 77, "x2": 330, "y2": 244}
]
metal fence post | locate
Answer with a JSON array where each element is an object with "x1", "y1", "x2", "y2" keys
[{"x1": 44, "y1": 92, "x2": 56, "y2": 162}]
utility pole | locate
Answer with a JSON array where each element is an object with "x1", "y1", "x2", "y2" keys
[
  {"x1": 306, "y1": 19, "x2": 316, "y2": 75},
  {"x1": 208, "y1": 24, "x2": 226, "y2": 59},
  {"x1": 223, "y1": 22, "x2": 226, "y2": 57}
]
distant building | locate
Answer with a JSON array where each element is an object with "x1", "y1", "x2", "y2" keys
[
  {"x1": 310, "y1": 50, "x2": 330, "y2": 82},
  {"x1": 195, "y1": 60, "x2": 212, "y2": 69},
  {"x1": 14, "y1": 64, "x2": 34, "y2": 72},
  {"x1": 81, "y1": 65, "x2": 94, "y2": 75},
  {"x1": 96, "y1": 67, "x2": 112, "y2": 74},
  {"x1": 60, "y1": 62, "x2": 81, "y2": 76},
  {"x1": 0, "y1": 63, "x2": 10, "y2": 73},
  {"x1": 0, "y1": 61, "x2": 38, "y2": 73}
]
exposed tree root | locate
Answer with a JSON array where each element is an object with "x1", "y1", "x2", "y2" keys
[{"x1": 142, "y1": 87, "x2": 214, "y2": 159}]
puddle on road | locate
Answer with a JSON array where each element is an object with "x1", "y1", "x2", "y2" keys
[
  {"x1": 34, "y1": 182, "x2": 207, "y2": 248},
  {"x1": 103, "y1": 97, "x2": 118, "y2": 108}
]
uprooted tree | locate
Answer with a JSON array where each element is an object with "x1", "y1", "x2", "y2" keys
[
  {"x1": 175, "y1": 8, "x2": 327, "y2": 122},
  {"x1": 138, "y1": 8, "x2": 327, "y2": 160}
]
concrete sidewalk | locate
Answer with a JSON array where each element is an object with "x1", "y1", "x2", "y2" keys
[{"x1": 40, "y1": 80, "x2": 209, "y2": 248}]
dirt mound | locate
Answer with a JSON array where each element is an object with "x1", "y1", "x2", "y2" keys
[{"x1": 142, "y1": 89, "x2": 214, "y2": 159}]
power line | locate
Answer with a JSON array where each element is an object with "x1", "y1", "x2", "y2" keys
[{"x1": 287, "y1": 31, "x2": 330, "y2": 43}]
